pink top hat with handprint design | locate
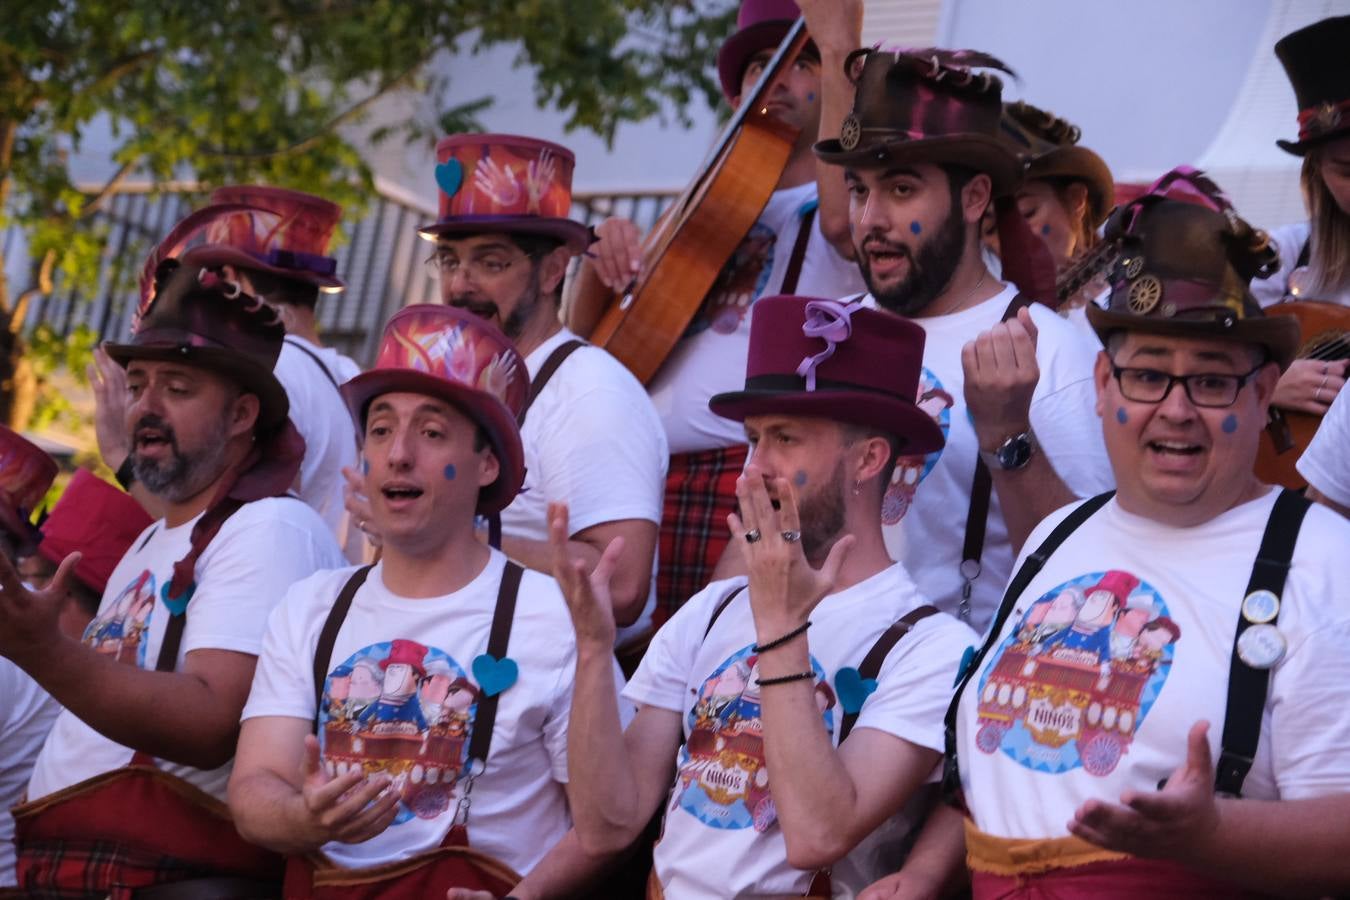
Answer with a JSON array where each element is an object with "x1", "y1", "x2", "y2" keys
[
  {"x1": 341, "y1": 305, "x2": 528, "y2": 515},
  {"x1": 417, "y1": 134, "x2": 592, "y2": 254}
]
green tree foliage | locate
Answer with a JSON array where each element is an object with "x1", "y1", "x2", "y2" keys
[{"x1": 0, "y1": 0, "x2": 736, "y2": 427}]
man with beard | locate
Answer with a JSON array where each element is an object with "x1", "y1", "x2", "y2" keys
[
  {"x1": 381, "y1": 133, "x2": 667, "y2": 651},
  {"x1": 813, "y1": 48, "x2": 1113, "y2": 633},
  {"x1": 554, "y1": 296, "x2": 976, "y2": 898},
  {"x1": 1, "y1": 263, "x2": 343, "y2": 895}
]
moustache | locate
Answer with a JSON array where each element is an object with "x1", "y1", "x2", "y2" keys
[
  {"x1": 449, "y1": 296, "x2": 500, "y2": 321},
  {"x1": 133, "y1": 414, "x2": 177, "y2": 447}
]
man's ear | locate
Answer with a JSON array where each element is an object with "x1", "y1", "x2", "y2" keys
[
  {"x1": 961, "y1": 173, "x2": 994, "y2": 226},
  {"x1": 1252, "y1": 358, "x2": 1282, "y2": 412},
  {"x1": 537, "y1": 246, "x2": 572, "y2": 295},
  {"x1": 1093, "y1": 349, "x2": 1112, "y2": 419},
  {"x1": 230, "y1": 391, "x2": 262, "y2": 438},
  {"x1": 477, "y1": 443, "x2": 502, "y2": 492},
  {"x1": 854, "y1": 434, "x2": 894, "y2": 486}
]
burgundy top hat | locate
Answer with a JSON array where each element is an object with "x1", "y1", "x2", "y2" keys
[
  {"x1": 1085, "y1": 167, "x2": 1300, "y2": 369},
  {"x1": 1000, "y1": 101, "x2": 1116, "y2": 227},
  {"x1": 716, "y1": 0, "x2": 815, "y2": 102},
  {"x1": 1274, "y1": 15, "x2": 1350, "y2": 155},
  {"x1": 0, "y1": 426, "x2": 57, "y2": 546},
  {"x1": 417, "y1": 134, "x2": 591, "y2": 255},
  {"x1": 107, "y1": 262, "x2": 292, "y2": 432},
  {"x1": 814, "y1": 48, "x2": 1023, "y2": 197},
  {"x1": 341, "y1": 305, "x2": 528, "y2": 515},
  {"x1": 710, "y1": 296, "x2": 945, "y2": 455},
  {"x1": 39, "y1": 469, "x2": 152, "y2": 596}
]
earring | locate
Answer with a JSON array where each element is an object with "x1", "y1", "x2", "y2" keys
[{"x1": 852, "y1": 479, "x2": 862, "y2": 497}]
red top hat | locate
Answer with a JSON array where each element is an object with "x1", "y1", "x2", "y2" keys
[
  {"x1": 1085, "y1": 167, "x2": 1301, "y2": 370},
  {"x1": 341, "y1": 305, "x2": 528, "y2": 515},
  {"x1": 0, "y1": 427, "x2": 57, "y2": 546},
  {"x1": 380, "y1": 639, "x2": 429, "y2": 678},
  {"x1": 108, "y1": 262, "x2": 292, "y2": 432},
  {"x1": 716, "y1": 0, "x2": 813, "y2": 102},
  {"x1": 38, "y1": 469, "x2": 152, "y2": 596},
  {"x1": 999, "y1": 101, "x2": 1116, "y2": 228},
  {"x1": 1274, "y1": 15, "x2": 1350, "y2": 155},
  {"x1": 710, "y1": 296, "x2": 945, "y2": 455},
  {"x1": 1086, "y1": 570, "x2": 1140, "y2": 608},
  {"x1": 417, "y1": 134, "x2": 591, "y2": 255}
]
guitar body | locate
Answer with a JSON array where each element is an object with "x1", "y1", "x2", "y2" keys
[{"x1": 1255, "y1": 300, "x2": 1350, "y2": 488}]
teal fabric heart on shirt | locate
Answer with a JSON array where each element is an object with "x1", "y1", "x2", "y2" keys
[
  {"x1": 472, "y1": 653, "x2": 518, "y2": 697},
  {"x1": 835, "y1": 667, "x2": 878, "y2": 714},
  {"x1": 160, "y1": 580, "x2": 195, "y2": 617},
  {"x1": 955, "y1": 645, "x2": 977, "y2": 688},
  {"x1": 435, "y1": 159, "x2": 464, "y2": 197}
]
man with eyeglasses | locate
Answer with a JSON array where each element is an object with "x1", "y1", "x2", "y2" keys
[
  {"x1": 869, "y1": 173, "x2": 1350, "y2": 899},
  {"x1": 408, "y1": 134, "x2": 667, "y2": 653}
]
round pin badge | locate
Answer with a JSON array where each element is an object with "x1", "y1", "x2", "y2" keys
[
  {"x1": 1241, "y1": 589, "x2": 1280, "y2": 625},
  {"x1": 1237, "y1": 623, "x2": 1287, "y2": 669}
]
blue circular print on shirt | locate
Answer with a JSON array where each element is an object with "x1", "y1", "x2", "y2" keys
[{"x1": 882, "y1": 367, "x2": 953, "y2": 525}]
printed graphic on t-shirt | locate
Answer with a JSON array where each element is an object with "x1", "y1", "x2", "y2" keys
[
  {"x1": 83, "y1": 570, "x2": 157, "y2": 667},
  {"x1": 974, "y1": 570, "x2": 1180, "y2": 776},
  {"x1": 674, "y1": 646, "x2": 834, "y2": 832},
  {"x1": 686, "y1": 222, "x2": 778, "y2": 337},
  {"x1": 882, "y1": 367, "x2": 953, "y2": 524},
  {"x1": 320, "y1": 639, "x2": 481, "y2": 825}
]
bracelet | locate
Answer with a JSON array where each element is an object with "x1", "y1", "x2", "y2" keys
[
  {"x1": 753, "y1": 620, "x2": 811, "y2": 653},
  {"x1": 756, "y1": 670, "x2": 815, "y2": 686},
  {"x1": 114, "y1": 457, "x2": 136, "y2": 490}
]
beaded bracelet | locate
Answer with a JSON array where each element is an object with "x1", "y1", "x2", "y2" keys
[
  {"x1": 753, "y1": 620, "x2": 811, "y2": 653},
  {"x1": 756, "y1": 670, "x2": 815, "y2": 686}
]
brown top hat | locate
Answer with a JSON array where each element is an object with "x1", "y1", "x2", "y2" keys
[
  {"x1": 417, "y1": 134, "x2": 591, "y2": 255},
  {"x1": 716, "y1": 0, "x2": 815, "y2": 102},
  {"x1": 814, "y1": 48, "x2": 1023, "y2": 197},
  {"x1": 39, "y1": 469, "x2": 153, "y2": 596},
  {"x1": 1085, "y1": 167, "x2": 1300, "y2": 370},
  {"x1": 341, "y1": 305, "x2": 528, "y2": 516},
  {"x1": 107, "y1": 262, "x2": 291, "y2": 431},
  {"x1": 710, "y1": 296, "x2": 945, "y2": 456},
  {"x1": 1274, "y1": 15, "x2": 1350, "y2": 155},
  {"x1": 1000, "y1": 101, "x2": 1115, "y2": 227},
  {"x1": 0, "y1": 426, "x2": 57, "y2": 546}
]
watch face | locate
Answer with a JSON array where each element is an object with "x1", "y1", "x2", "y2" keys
[{"x1": 996, "y1": 434, "x2": 1033, "y2": 470}]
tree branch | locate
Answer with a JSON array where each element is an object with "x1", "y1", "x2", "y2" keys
[{"x1": 82, "y1": 160, "x2": 137, "y2": 218}]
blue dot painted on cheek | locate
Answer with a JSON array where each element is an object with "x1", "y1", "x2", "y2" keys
[
  {"x1": 444, "y1": 464, "x2": 457, "y2": 480},
  {"x1": 1222, "y1": 414, "x2": 1239, "y2": 434},
  {"x1": 361, "y1": 459, "x2": 370, "y2": 475},
  {"x1": 806, "y1": 92, "x2": 816, "y2": 103},
  {"x1": 909, "y1": 221, "x2": 922, "y2": 235},
  {"x1": 793, "y1": 470, "x2": 808, "y2": 487},
  {"x1": 1041, "y1": 223, "x2": 1052, "y2": 237},
  {"x1": 1116, "y1": 407, "x2": 1128, "y2": 424}
]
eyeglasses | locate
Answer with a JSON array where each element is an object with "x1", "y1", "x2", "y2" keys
[
  {"x1": 1109, "y1": 363, "x2": 1265, "y2": 408},
  {"x1": 425, "y1": 249, "x2": 533, "y2": 282}
]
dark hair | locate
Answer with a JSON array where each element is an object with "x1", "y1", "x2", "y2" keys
[
  {"x1": 239, "y1": 268, "x2": 320, "y2": 310},
  {"x1": 842, "y1": 424, "x2": 903, "y2": 498},
  {"x1": 507, "y1": 234, "x2": 566, "y2": 305}
]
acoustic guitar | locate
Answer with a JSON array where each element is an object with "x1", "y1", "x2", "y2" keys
[
  {"x1": 1255, "y1": 300, "x2": 1350, "y2": 489},
  {"x1": 580, "y1": 19, "x2": 810, "y2": 385}
]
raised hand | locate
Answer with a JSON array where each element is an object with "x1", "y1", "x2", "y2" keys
[
  {"x1": 962, "y1": 305, "x2": 1040, "y2": 451},
  {"x1": 88, "y1": 344, "x2": 131, "y2": 471},
  {"x1": 1273, "y1": 358, "x2": 1347, "y2": 415},
  {"x1": 549, "y1": 502, "x2": 621, "y2": 650},
  {"x1": 729, "y1": 465, "x2": 854, "y2": 637},
  {"x1": 342, "y1": 465, "x2": 381, "y2": 548},
  {"x1": 296, "y1": 733, "x2": 400, "y2": 846},
  {"x1": 589, "y1": 216, "x2": 643, "y2": 292},
  {"x1": 0, "y1": 549, "x2": 82, "y2": 667},
  {"x1": 1068, "y1": 720, "x2": 1220, "y2": 860}
]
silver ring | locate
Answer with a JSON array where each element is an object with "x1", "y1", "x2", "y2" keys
[
  {"x1": 1317, "y1": 387, "x2": 1325, "y2": 403},
  {"x1": 744, "y1": 529, "x2": 762, "y2": 544},
  {"x1": 780, "y1": 530, "x2": 802, "y2": 543}
]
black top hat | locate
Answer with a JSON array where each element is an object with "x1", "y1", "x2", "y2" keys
[
  {"x1": 105, "y1": 261, "x2": 290, "y2": 431},
  {"x1": 814, "y1": 48, "x2": 1023, "y2": 196},
  {"x1": 1274, "y1": 15, "x2": 1350, "y2": 155},
  {"x1": 1085, "y1": 168, "x2": 1300, "y2": 369}
]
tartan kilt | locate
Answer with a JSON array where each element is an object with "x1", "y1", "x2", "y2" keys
[{"x1": 655, "y1": 444, "x2": 748, "y2": 625}]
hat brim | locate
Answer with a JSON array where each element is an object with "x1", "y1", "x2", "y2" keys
[
  {"x1": 1275, "y1": 124, "x2": 1350, "y2": 156},
  {"x1": 814, "y1": 133, "x2": 1024, "y2": 197},
  {"x1": 181, "y1": 245, "x2": 345, "y2": 293},
  {"x1": 103, "y1": 342, "x2": 291, "y2": 432},
  {"x1": 417, "y1": 217, "x2": 593, "y2": 256},
  {"x1": 0, "y1": 502, "x2": 40, "y2": 553},
  {"x1": 708, "y1": 389, "x2": 946, "y2": 457},
  {"x1": 340, "y1": 370, "x2": 525, "y2": 516},
  {"x1": 1026, "y1": 146, "x2": 1116, "y2": 226},
  {"x1": 717, "y1": 20, "x2": 793, "y2": 101},
  {"x1": 1084, "y1": 304, "x2": 1302, "y2": 372}
]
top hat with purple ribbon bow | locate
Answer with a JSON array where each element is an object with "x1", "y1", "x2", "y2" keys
[{"x1": 709, "y1": 295, "x2": 945, "y2": 455}]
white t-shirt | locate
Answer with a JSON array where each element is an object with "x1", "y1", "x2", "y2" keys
[
  {"x1": 649, "y1": 183, "x2": 867, "y2": 454},
  {"x1": 0, "y1": 659, "x2": 62, "y2": 886},
  {"x1": 275, "y1": 336, "x2": 363, "y2": 560},
  {"x1": 958, "y1": 492, "x2": 1350, "y2": 840},
  {"x1": 624, "y1": 565, "x2": 976, "y2": 900},
  {"x1": 1251, "y1": 221, "x2": 1350, "y2": 308},
  {"x1": 1298, "y1": 385, "x2": 1350, "y2": 506},
  {"x1": 500, "y1": 327, "x2": 668, "y2": 642},
  {"x1": 863, "y1": 284, "x2": 1114, "y2": 634},
  {"x1": 28, "y1": 497, "x2": 344, "y2": 802},
  {"x1": 241, "y1": 553, "x2": 576, "y2": 876}
]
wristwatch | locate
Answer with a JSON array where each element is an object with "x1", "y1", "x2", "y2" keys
[{"x1": 979, "y1": 430, "x2": 1037, "y2": 471}]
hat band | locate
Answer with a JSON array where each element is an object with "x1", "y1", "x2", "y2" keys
[
  {"x1": 132, "y1": 327, "x2": 232, "y2": 352},
  {"x1": 1109, "y1": 275, "x2": 1248, "y2": 322},
  {"x1": 432, "y1": 213, "x2": 569, "y2": 230},
  {"x1": 253, "y1": 247, "x2": 338, "y2": 277},
  {"x1": 1297, "y1": 98, "x2": 1350, "y2": 141},
  {"x1": 743, "y1": 372, "x2": 910, "y2": 402}
]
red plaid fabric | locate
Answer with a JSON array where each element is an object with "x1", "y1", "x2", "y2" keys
[
  {"x1": 656, "y1": 444, "x2": 749, "y2": 625},
  {"x1": 16, "y1": 838, "x2": 197, "y2": 899}
]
